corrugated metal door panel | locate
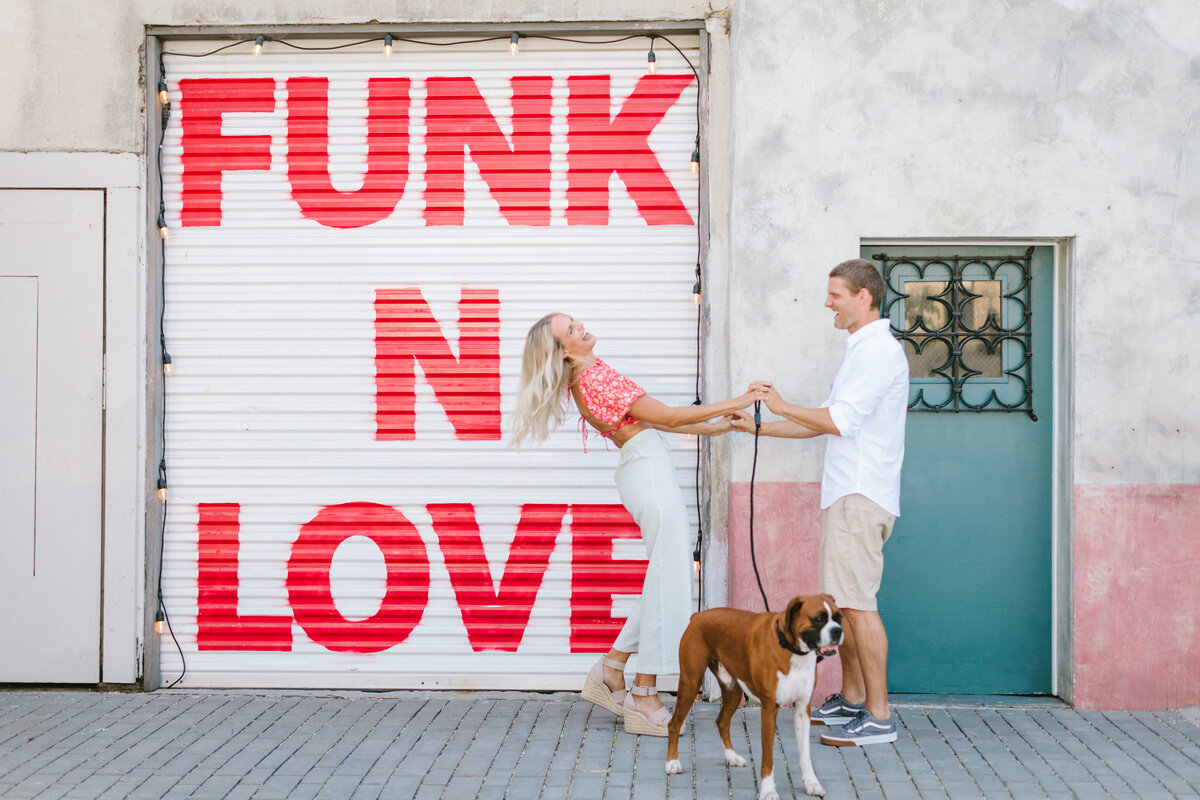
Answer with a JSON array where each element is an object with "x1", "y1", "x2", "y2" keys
[{"x1": 160, "y1": 35, "x2": 703, "y2": 689}]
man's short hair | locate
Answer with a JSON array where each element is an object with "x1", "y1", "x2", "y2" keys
[{"x1": 830, "y1": 259, "x2": 886, "y2": 310}]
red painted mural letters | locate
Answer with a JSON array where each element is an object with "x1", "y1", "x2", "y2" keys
[
  {"x1": 429, "y1": 503, "x2": 566, "y2": 652},
  {"x1": 565, "y1": 74, "x2": 695, "y2": 226},
  {"x1": 374, "y1": 286, "x2": 501, "y2": 440},
  {"x1": 175, "y1": 74, "x2": 693, "y2": 228},
  {"x1": 568, "y1": 504, "x2": 650, "y2": 653},
  {"x1": 178, "y1": 78, "x2": 276, "y2": 228},
  {"x1": 196, "y1": 503, "x2": 293, "y2": 651},
  {"x1": 424, "y1": 76, "x2": 554, "y2": 226},
  {"x1": 196, "y1": 502, "x2": 644, "y2": 654},
  {"x1": 287, "y1": 503, "x2": 431, "y2": 654},
  {"x1": 286, "y1": 77, "x2": 412, "y2": 229}
]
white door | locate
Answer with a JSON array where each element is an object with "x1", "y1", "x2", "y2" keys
[{"x1": 0, "y1": 190, "x2": 104, "y2": 682}]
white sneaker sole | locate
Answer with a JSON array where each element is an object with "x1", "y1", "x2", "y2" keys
[
  {"x1": 809, "y1": 715, "x2": 858, "y2": 726},
  {"x1": 820, "y1": 730, "x2": 898, "y2": 747}
]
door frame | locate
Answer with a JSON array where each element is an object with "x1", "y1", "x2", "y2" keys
[
  {"x1": 862, "y1": 237, "x2": 1074, "y2": 703},
  {"x1": 0, "y1": 152, "x2": 146, "y2": 685}
]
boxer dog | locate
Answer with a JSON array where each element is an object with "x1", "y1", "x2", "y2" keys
[{"x1": 665, "y1": 595, "x2": 843, "y2": 799}]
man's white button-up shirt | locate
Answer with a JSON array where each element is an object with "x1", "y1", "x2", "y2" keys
[{"x1": 820, "y1": 317, "x2": 909, "y2": 517}]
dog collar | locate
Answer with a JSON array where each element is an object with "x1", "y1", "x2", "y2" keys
[{"x1": 775, "y1": 620, "x2": 823, "y2": 662}]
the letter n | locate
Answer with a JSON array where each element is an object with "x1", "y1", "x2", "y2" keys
[
  {"x1": 424, "y1": 76, "x2": 553, "y2": 226},
  {"x1": 375, "y1": 287, "x2": 501, "y2": 440}
]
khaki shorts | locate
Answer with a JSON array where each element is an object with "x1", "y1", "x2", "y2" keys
[{"x1": 818, "y1": 493, "x2": 896, "y2": 611}]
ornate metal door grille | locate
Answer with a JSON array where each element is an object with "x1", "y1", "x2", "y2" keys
[{"x1": 874, "y1": 248, "x2": 1037, "y2": 420}]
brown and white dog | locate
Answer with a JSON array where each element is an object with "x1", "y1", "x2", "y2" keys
[{"x1": 665, "y1": 595, "x2": 843, "y2": 799}]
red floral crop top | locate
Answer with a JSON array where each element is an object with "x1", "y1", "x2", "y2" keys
[{"x1": 576, "y1": 359, "x2": 646, "y2": 440}]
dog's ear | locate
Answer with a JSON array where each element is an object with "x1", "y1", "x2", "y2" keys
[{"x1": 785, "y1": 596, "x2": 805, "y2": 631}]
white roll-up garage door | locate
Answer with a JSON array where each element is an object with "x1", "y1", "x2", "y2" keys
[{"x1": 158, "y1": 33, "x2": 703, "y2": 688}]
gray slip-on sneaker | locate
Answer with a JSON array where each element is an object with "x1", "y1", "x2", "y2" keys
[
  {"x1": 809, "y1": 692, "x2": 865, "y2": 726},
  {"x1": 819, "y1": 708, "x2": 898, "y2": 746}
]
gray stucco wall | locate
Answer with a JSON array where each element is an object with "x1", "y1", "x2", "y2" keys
[{"x1": 726, "y1": 0, "x2": 1199, "y2": 487}]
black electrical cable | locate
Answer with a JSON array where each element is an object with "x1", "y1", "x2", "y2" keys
[
  {"x1": 273, "y1": 37, "x2": 394, "y2": 52},
  {"x1": 528, "y1": 33, "x2": 645, "y2": 45},
  {"x1": 637, "y1": 32, "x2": 706, "y2": 612},
  {"x1": 748, "y1": 400, "x2": 770, "y2": 611},
  {"x1": 161, "y1": 40, "x2": 250, "y2": 59},
  {"x1": 692, "y1": 287, "x2": 703, "y2": 613},
  {"x1": 155, "y1": 53, "x2": 186, "y2": 689}
]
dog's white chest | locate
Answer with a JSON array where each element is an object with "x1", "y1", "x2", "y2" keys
[{"x1": 775, "y1": 654, "x2": 816, "y2": 705}]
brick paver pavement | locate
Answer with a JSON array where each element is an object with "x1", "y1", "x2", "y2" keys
[{"x1": 1, "y1": 690, "x2": 1198, "y2": 799}]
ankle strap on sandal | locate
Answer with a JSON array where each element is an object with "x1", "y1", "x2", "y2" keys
[
  {"x1": 602, "y1": 657, "x2": 627, "y2": 670},
  {"x1": 629, "y1": 684, "x2": 657, "y2": 696}
]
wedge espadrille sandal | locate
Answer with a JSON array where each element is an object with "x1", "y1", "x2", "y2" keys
[
  {"x1": 581, "y1": 657, "x2": 627, "y2": 716},
  {"x1": 622, "y1": 684, "x2": 675, "y2": 737}
]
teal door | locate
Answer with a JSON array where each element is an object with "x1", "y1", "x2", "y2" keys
[{"x1": 866, "y1": 245, "x2": 1053, "y2": 694}]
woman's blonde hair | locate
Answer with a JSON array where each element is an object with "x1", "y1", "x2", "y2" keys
[{"x1": 511, "y1": 313, "x2": 572, "y2": 447}]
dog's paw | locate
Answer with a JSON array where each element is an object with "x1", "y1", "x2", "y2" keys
[
  {"x1": 804, "y1": 778, "x2": 826, "y2": 797},
  {"x1": 724, "y1": 749, "x2": 747, "y2": 767},
  {"x1": 758, "y1": 774, "x2": 779, "y2": 800},
  {"x1": 665, "y1": 759, "x2": 683, "y2": 775}
]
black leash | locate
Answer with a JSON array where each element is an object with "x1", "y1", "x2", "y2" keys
[
  {"x1": 749, "y1": 399, "x2": 771, "y2": 612},
  {"x1": 750, "y1": 400, "x2": 828, "y2": 662},
  {"x1": 748, "y1": 401, "x2": 825, "y2": 660}
]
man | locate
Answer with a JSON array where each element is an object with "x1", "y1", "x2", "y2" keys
[{"x1": 736, "y1": 258, "x2": 908, "y2": 747}]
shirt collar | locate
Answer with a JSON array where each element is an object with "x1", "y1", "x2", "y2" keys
[{"x1": 846, "y1": 317, "x2": 891, "y2": 348}]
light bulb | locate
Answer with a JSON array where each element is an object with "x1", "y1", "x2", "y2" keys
[
  {"x1": 158, "y1": 81, "x2": 170, "y2": 105},
  {"x1": 693, "y1": 547, "x2": 701, "y2": 575},
  {"x1": 253, "y1": 35, "x2": 264, "y2": 58},
  {"x1": 647, "y1": 49, "x2": 657, "y2": 74},
  {"x1": 154, "y1": 611, "x2": 165, "y2": 635},
  {"x1": 692, "y1": 278, "x2": 702, "y2": 306},
  {"x1": 383, "y1": 35, "x2": 393, "y2": 58},
  {"x1": 162, "y1": 352, "x2": 173, "y2": 377},
  {"x1": 509, "y1": 33, "x2": 520, "y2": 56},
  {"x1": 158, "y1": 215, "x2": 170, "y2": 240},
  {"x1": 690, "y1": 149, "x2": 700, "y2": 175},
  {"x1": 157, "y1": 485, "x2": 168, "y2": 501}
]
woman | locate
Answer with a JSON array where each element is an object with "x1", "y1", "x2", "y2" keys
[{"x1": 511, "y1": 312, "x2": 756, "y2": 736}]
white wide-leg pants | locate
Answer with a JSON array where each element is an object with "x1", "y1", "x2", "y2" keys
[{"x1": 611, "y1": 429, "x2": 694, "y2": 675}]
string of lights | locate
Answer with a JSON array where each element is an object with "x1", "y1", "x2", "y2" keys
[
  {"x1": 152, "y1": 29, "x2": 709, "y2": 678},
  {"x1": 154, "y1": 50, "x2": 185, "y2": 688}
]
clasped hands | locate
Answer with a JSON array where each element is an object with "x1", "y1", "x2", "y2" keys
[
  {"x1": 696, "y1": 381, "x2": 784, "y2": 435},
  {"x1": 727, "y1": 380, "x2": 784, "y2": 433}
]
